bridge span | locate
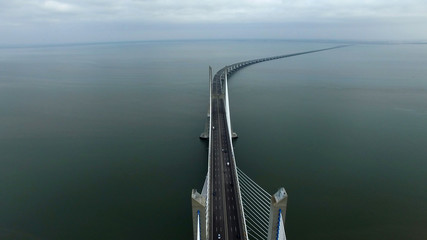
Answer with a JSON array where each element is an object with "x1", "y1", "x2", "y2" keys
[{"x1": 192, "y1": 46, "x2": 346, "y2": 240}]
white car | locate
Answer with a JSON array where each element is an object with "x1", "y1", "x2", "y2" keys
[{"x1": 227, "y1": 162, "x2": 230, "y2": 166}]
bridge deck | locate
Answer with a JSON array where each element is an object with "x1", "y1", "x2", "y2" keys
[{"x1": 210, "y1": 71, "x2": 244, "y2": 240}]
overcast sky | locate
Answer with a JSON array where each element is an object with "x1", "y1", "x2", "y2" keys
[{"x1": 1, "y1": 0, "x2": 427, "y2": 44}]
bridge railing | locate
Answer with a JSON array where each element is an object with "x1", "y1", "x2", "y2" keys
[{"x1": 205, "y1": 66, "x2": 213, "y2": 239}]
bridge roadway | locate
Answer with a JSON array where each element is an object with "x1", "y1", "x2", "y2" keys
[
  {"x1": 207, "y1": 45, "x2": 347, "y2": 240},
  {"x1": 210, "y1": 69, "x2": 243, "y2": 240}
]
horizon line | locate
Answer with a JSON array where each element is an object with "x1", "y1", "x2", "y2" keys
[{"x1": 1, "y1": 38, "x2": 426, "y2": 49}]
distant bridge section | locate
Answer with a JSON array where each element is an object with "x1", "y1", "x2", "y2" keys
[{"x1": 200, "y1": 45, "x2": 347, "y2": 140}]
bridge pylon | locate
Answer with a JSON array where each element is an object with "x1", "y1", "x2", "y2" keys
[
  {"x1": 191, "y1": 189, "x2": 207, "y2": 240},
  {"x1": 268, "y1": 188, "x2": 288, "y2": 240}
]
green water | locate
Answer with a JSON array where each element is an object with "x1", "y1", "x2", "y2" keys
[{"x1": 0, "y1": 41, "x2": 426, "y2": 239}]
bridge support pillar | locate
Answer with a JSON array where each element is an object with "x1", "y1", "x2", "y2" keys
[
  {"x1": 199, "y1": 112, "x2": 210, "y2": 139},
  {"x1": 267, "y1": 187, "x2": 288, "y2": 240},
  {"x1": 191, "y1": 189, "x2": 207, "y2": 240},
  {"x1": 200, "y1": 113, "x2": 237, "y2": 139}
]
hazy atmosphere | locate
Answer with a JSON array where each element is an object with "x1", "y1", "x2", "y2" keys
[{"x1": 1, "y1": 0, "x2": 427, "y2": 45}]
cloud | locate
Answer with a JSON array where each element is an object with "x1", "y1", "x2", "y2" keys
[
  {"x1": 1, "y1": 0, "x2": 426, "y2": 23},
  {"x1": 42, "y1": 1, "x2": 76, "y2": 12},
  {"x1": 0, "y1": 0, "x2": 426, "y2": 43}
]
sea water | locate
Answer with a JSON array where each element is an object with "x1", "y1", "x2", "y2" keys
[{"x1": 0, "y1": 40, "x2": 426, "y2": 239}]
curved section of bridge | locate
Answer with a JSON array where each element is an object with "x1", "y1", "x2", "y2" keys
[
  {"x1": 220, "y1": 45, "x2": 346, "y2": 84},
  {"x1": 193, "y1": 45, "x2": 347, "y2": 240}
]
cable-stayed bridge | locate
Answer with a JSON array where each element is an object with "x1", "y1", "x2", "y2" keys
[{"x1": 192, "y1": 46, "x2": 346, "y2": 240}]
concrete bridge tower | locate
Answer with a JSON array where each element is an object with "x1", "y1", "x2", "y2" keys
[{"x1": 268, "y1": 188, "x2": 288, "y2": 240}]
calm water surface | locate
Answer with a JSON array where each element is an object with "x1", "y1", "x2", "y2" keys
[{"x1": 0, "y1": 40, "x2": 426, "y2": 239}]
